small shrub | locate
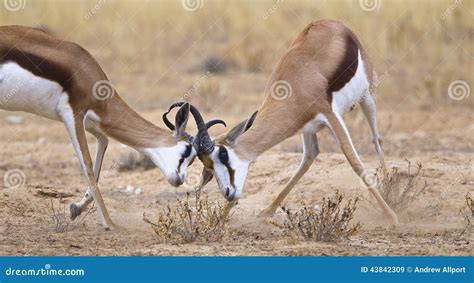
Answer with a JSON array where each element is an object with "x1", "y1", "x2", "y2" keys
[
  {"x1": 272, "y1": 191, "x2": 361, "y2": 242},
  {"x1": 377, "y1": 160, "x2": 427, "y2": 212},
  {"x1": 143, "y1": 189, "x2": 230, "y2": 243}
]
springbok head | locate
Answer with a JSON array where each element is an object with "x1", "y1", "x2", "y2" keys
[
  {"x1": 162, "y1": 102, "x2": 226, "y2": 187},
  {"x1": 193, "y1": 110, "x2": 258, "y2": 202}
]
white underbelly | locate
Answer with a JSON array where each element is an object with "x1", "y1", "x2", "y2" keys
[
  {"x1": 331, "y1": 50, "x2": 369, "y2": 116},
  {"x1": 0, "y1": 62, "x2": 64, "y2": 121}
]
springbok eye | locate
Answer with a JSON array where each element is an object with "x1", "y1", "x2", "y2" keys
[
  {"x1": 218, "y1": 147, "x2": 229, "y2": 164},
  {"x1": 182, "y1": 144, "x2": 192, "y2": 159}
]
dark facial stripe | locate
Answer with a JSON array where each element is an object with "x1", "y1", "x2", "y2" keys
[
  {"x1": 224, "y1": 163, "x2": 235, "y2": 188},
  {"x1": 327, "y1": 34, "x2": 359, "y2": 102},
  {"x1": 177, "y1": 158, "x2": 184, "y2": 174},
  {"x1": 200, "y1": 155, "x2": 214, "y2": 169}
]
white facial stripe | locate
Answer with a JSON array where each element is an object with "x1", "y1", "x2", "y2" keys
[
  {"x1": 211, "y1": 146, "x2": 249, "y2": 200},
  {"x1": 142, "y1": 141, "x2": 195, "y2": 181}
]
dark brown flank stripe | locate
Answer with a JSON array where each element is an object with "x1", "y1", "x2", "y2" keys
[
  {"x1": 326, "y1": 34, "x2": 359, "y2": 103},
  {"x1": 0, "y1": 48, "x2": 72, "y2": 91}
]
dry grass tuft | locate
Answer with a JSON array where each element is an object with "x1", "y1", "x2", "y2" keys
[
  {"x1": 272, "y1": 191, "x2": 361, "y2": 242},
  {"x1": 143, "y1": 189, "x2": 230, "y2": 243},
  {"x1": 47, "y1": 199, "x2": 95, "y2": 233},
  {"x1": 377, "y1": 160, "x2": 428, "y2": 212},
  {"x1": 457, "y1": 194, "x2": 473, "y2": 240},
  {"x1": 48, "y1": 199, "x2": 70, "y2": 233}
]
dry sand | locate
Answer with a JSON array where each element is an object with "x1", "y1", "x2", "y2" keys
[{"x1": 0, "y1": 87, "x2": 472, "y2": 255}]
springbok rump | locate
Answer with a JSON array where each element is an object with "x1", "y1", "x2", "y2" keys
[{"x1": 186, "y1": 19, "x2": 399, "y2": 225}]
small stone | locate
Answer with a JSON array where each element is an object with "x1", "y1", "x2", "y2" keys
[
  {"x1": 37, "y1": 137, "x2": 47, "y2": 145},
  {"x1": 5, "y1": 115, "x2": 24, "y2": 124}
]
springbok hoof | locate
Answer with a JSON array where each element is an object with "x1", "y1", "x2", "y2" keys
[
  {"x1": 104, "y1": 223, "x2": 126, "y2": 232},
  {"x1": 69, "y1": 203, "x2": 81, "y2": 220}
]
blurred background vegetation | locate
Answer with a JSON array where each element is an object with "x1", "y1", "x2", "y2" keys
[
  {"x1": 0, "y1": 0, "x2": 472, "y2": 150},
  {"x1": 1, "y1": 0, "x2": 471, "y2": 107}
]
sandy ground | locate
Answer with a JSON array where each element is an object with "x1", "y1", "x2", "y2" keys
[{"x1": 0, "y1": 71, "x2": 473, "y2": 256}]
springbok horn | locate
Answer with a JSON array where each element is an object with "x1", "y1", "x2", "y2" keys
[
  {"x1": 187, "y1": 105, "x2": 215, "y2": 155},
  {"x1": 162, "y1": 102, "x2": 186, "y2": 131},
  {"x1": 163, "y1": 102, "x2": 223, "y2": 155},
  {"x1": 206, "y1": 119, "x2": 227, "y2": 129}
]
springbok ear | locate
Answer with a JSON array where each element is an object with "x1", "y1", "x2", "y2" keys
[
  {"x1": 175, "y1": 103, "x2": 190, "y2": 139},
  {"x1": 225, "y1": 111, "x2": 258, "y2": 145}
]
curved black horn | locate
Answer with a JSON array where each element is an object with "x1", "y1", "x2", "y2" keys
[
  {"x1": 163, "y1": 102, "x2": 220, "y2": 155},
  {"x1": 162, "y1": 102, "x2": 186, "y2": 130},
  {"x1": 185, "y1": 105, "x2": 215, "y2": 155},
  {"x1": 206, "y1": 119, "x2": 227, "y2": 129}
]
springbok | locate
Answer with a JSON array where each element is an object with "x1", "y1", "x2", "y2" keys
[
  {"x1": 190, "y1": 19, "x2": 399, "y2": 225},
  {"x1": 0, "y1": 25, "x2": 224, "y2": 229}
]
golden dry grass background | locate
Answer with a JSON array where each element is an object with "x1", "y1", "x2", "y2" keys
[
  {"x1": 0, "y1": 1, "x2": 472, "y2": 255},
  {"x1": 0, "y1": 0, "x2": 472, "y2": 112}
]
